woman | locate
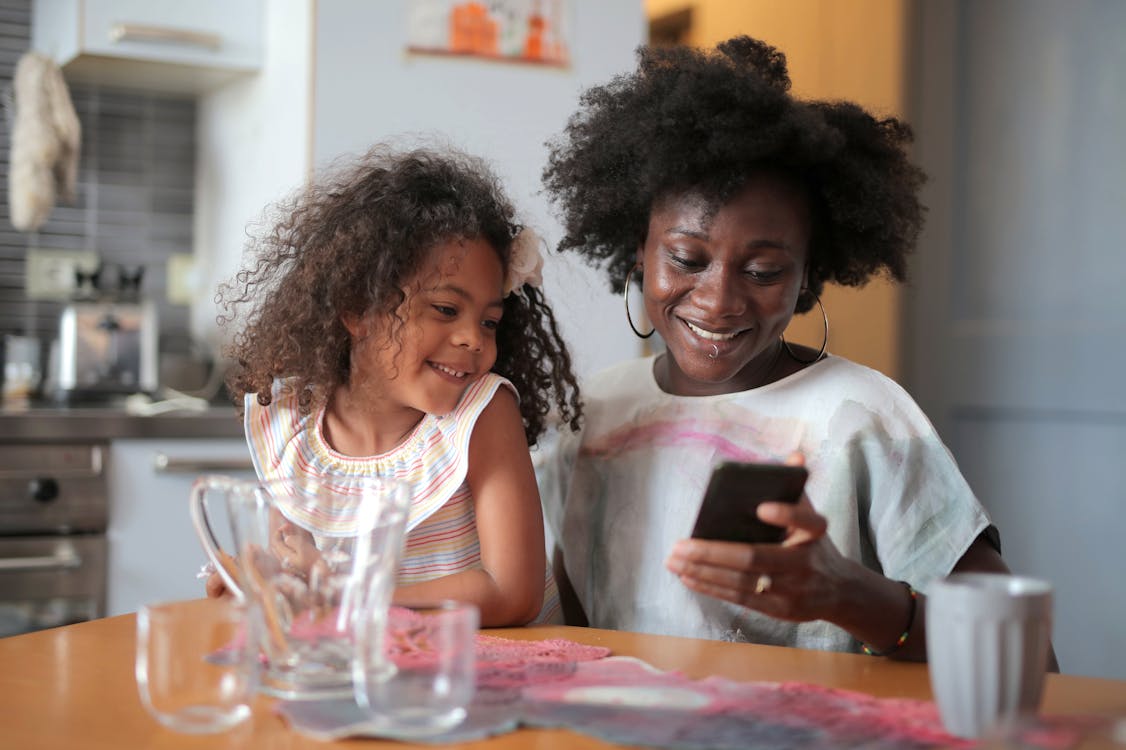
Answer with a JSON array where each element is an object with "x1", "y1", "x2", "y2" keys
[{"x1": 541, "y1": 36, "x2": 1039, "y2": 662}]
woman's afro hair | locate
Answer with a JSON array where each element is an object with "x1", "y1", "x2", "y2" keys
[{"x1": 543, "y1": 36, "x2": 926, "y2": 312}]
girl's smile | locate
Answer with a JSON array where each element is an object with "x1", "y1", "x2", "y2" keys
[{"x1": 428, "y1": 362, "x2": 470, "y2": 381}]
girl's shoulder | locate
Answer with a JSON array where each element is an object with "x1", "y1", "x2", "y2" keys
[
  {"x1": 395, "y1": 373, "x2": 517, "y2": 531},
  {"x1": 245, "y1": 377, "x2": 301, "y2": 407},
  {"x1": 406, "y1": 372, "x2": 517, "y2": 464},
  {"x1": 450, "y1": 372, "x2": 516, "y2": 420},
  {"x1": 243, "y1": 378, "x2": 317, "y2": 478},
  {"x1": 244, "y1": 378, "x2": 310, "y2": 431}
]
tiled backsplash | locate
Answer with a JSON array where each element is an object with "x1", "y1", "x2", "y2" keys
[{"x1": 0, "y1": 0, "x2": 196, "y2": 367}]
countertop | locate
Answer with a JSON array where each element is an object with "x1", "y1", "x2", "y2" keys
[{"x1": 0, "y1": 401, "x2": 243, "y2": 441}]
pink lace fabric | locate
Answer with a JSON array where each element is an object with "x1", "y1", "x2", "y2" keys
[
  {"x1": 382, "y1": 606, "x2": 610, "y2": 688},
  {"x1": 473, "y1": 634, "x2": 610, "y2": 688}
]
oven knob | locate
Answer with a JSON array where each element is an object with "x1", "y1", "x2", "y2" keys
[{"x1": 29, "y1": 478, "x2": 59, "y2": 503}]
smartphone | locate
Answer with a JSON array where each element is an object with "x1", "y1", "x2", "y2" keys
[{"x1": 690, "y1": 461, "x2": 808, "y2": 544}]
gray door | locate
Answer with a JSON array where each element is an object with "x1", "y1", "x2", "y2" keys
[{"x1": 905, "y1": 0, "x2": 1126, "y2": 679}]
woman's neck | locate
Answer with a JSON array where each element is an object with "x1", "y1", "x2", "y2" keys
[
  {"x1": 655, "y1": 339, "x2": 799, "y2": 397},
  {"x1": 321, "y1": 382, "x2": 425, "y2": 456}
]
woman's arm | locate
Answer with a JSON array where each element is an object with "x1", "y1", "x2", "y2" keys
[
  {"x1": 667, "y1": 486, "x2": 1059, "y2": 667},
  {"x1": 393, "y1": 388, "x2": 546, "y2": 627}
]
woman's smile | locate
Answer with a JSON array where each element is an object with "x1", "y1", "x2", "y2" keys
[
  {"x1": 679, "y1": 318, "x2": 752, "y2": 362},
  {"x1": 682, "y1": 319, "x2": 747, "y2": 342}
]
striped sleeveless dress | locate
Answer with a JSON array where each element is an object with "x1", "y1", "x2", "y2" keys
[{"x1": 244, "y1": 373, "x2": 561, "y2": 624}]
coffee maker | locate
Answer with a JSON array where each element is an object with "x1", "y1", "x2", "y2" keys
[{"x1": 55, "y1": 264, "x2": 158, "y2": 402}]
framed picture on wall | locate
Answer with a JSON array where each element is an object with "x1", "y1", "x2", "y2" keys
[{"x1": 406, "y1": 0, "x2": 571, "y2": 67}]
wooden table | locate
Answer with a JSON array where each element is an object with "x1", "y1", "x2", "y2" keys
[{"x1": 2, "y1": 609, "x2": 1125, "y2": 749}]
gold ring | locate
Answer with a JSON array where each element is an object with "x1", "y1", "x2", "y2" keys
[{"x1": 754, "y1": 573, "x2": 772, "y2": 595}]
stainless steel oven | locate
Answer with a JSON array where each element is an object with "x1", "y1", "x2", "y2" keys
[{"x1": 0, "y1": 443, "x2": 107, "y2": 637}]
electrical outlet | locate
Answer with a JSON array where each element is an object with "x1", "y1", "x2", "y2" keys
[
  {"x1": 166, "y1": 253, "x2": 198, "y2": 306},
  {"x1": 25, "y1": 249, "x2": 100, "y2": 300}
]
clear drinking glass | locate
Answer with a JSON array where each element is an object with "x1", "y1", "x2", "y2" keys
[
  {"x1": 135, "y1": 598, "x2": 257, "y2": 734},
  {"x1": 354, "y1": 600, "x2": 479, "y2": 737}
]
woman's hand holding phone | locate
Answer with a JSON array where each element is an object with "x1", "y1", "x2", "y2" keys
[
  {"x1": 689, "y1": 461, "x2": 808, "y2": 544},
  {"x1": 667, "y1": 455, "x2": 858, "y2": 623}
]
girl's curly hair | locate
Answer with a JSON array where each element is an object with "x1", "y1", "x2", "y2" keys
[
  {"x1": 218, "y1": 145, "x2": 581, "y2": 446},
  {"x1": 542, "y1": 36, "x2": 926, "y2": 313}
]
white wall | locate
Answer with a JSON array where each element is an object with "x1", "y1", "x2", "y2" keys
[
  {"x1": 906, "y1": 0, "x2": 1126, "y2": 680},
  {"x1": 193, "y1": 0, "x2": 314, "y2": 347},
  {"x1": 195, "y1": 0, "x2": 646, "y2": 380}
]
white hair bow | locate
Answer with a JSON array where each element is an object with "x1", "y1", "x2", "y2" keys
[{"x1": 504, "y1": 226, "x2": 545, "y2": 299}]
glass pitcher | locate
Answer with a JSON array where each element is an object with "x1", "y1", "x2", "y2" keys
[{"x1": 190, "y1": 474, "x2": 408, "y2": 700}]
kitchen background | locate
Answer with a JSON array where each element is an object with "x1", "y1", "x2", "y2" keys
[
  {"x1": 0, "y1": 0, "x2": 1123, "y2": 681},
  {"x1": 0, "y1": 0, "x2": 648, "y2": 647},
  {"x1": 0, "y1": 0, "x2": 200, "y2": 392}
]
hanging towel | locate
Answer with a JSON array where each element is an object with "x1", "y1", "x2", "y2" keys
[{"x1": 8, "y1": 51, "x2": 81, "y2": 232}]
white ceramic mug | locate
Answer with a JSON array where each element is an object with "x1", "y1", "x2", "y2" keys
[{"x1": 926, "y1": 572, "x2": 1053, "y2": 739}]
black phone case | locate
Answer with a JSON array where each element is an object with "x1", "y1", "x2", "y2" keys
[{"x1": 690, "y1": 462, "x2": 808, "y2": 544}]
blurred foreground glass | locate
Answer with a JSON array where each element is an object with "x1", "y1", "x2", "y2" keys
[
  {"x1": 135, "y1": 598, "x2": 256, "y2": 734},
  {"x1": 354, "y1": 601, "x2": 479, "y2": 737},
  {"x1": 927, "y1": 573, "x2": 1053, "y2": 739},
  {"x1": 190, "y1": 474, "x2": 409, "y2": 700}
]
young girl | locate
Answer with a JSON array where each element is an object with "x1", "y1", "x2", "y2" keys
[{"x1": 209, "y1": 145, "x2": 582, "y2": 626}]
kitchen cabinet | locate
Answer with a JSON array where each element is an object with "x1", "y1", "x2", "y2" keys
[
  {"x1": 106, "y1": 438, "x2": 254, "y2": 616},
  {"x1": 32, "y1": 0, "x2": 262, "y2": 94}
]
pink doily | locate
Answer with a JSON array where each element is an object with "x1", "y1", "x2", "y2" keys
[
  {"x1": 473, "y1": 634, "x2": 611, "y2": 688},
  {"x1": 382, "y1": 606, "x2": 610, "y2": 688},
  {"x1": 475, "y1": 633, "x2": 610, "y2": 664}
]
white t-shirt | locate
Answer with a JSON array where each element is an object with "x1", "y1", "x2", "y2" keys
[{"x1": 542, "y1": 355, "x2": 991, "y2": 652}]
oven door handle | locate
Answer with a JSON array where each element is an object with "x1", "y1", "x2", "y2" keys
[
  {"x1": 0, "y1": 550, "x2": 82, "y2": 572},
  {"x1": 153, "y1": 453, "x2": 255, "y2": 474}
]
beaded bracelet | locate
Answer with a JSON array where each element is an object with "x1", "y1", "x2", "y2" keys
[{"x1": 861, "y1": 581, "x2": 918, "y2": 657}]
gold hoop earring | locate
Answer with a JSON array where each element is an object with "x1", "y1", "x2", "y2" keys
[
  {"x1": 781, "y1": 289, "x2": 828, "y2": 363},
  {"x1": 623, "y1": 265, "x2": 655, "y2": 339}
]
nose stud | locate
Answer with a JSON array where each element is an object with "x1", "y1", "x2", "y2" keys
[{"x1": 708, "y1": 344, "x2": 719, "y2": 360}]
